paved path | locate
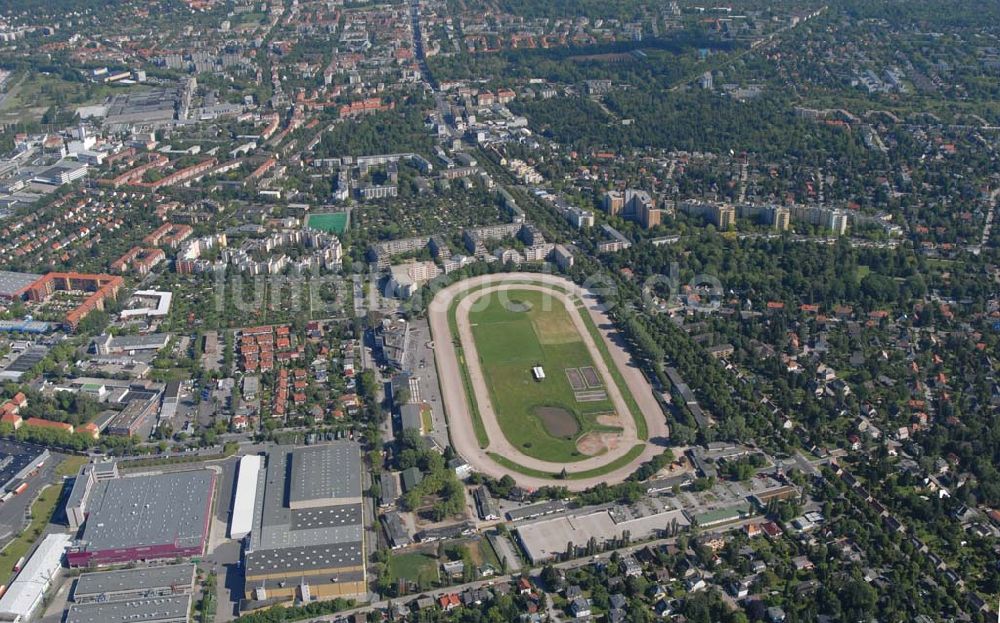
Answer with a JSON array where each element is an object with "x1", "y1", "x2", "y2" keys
[{"x1": 428, "y1": 273, "x2": 668, "y2": 491}]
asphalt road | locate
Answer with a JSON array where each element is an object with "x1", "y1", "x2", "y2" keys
[{"x1": 0, "y1": 450, "x2": 69, "y2": 547}]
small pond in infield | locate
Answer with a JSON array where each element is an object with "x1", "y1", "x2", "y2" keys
[{"x1": 534, "y1": 406, "x2": 580, "y2": 438}]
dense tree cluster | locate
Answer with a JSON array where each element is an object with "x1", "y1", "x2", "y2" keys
[
  {"x1": 314, "y1": 103, "x2": 435, "y2": 159},
  {"x1": 232, "y1": 598, "x2": 354, "y2": 623},
  {"x1": 396, "y1": 429, "x2": 465, "y2": 521},
  {"x1": 512, "y1": 92, "x2": 865, "y2": 161}
]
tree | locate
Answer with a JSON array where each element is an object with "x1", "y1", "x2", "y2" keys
[{"x1": 540, "y1": 564, "x2": 562, "y2": 590}]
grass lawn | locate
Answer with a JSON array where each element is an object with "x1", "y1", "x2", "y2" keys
[
  {"x1": 389, "y1": 552, "x2": 439, "y2": 585},
  {"x1": 149, "y1": 368, "x2": 193, "y2": 382},
  {"x1": 421, "y1": 406, "x2": 434, "y2": 433},
  {"x1": 444, "y1": 277, "x2": 571, "y2": 449},
  {"x1": 0, "y1": 481, "x2": 65, "y2": 585},
  {"x1": 56, "y1": 455, "x2": 88, "y2": 478},
  {"x1": 467, "y1": 288, "x2": 619, "y2": 462},
  {"x1": 476, "y1": 537, "x2": 501, "y2": 570}
]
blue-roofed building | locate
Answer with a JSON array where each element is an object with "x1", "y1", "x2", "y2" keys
[{"x1": 0, "y1": 320, "x2": 54, "y2": 334}]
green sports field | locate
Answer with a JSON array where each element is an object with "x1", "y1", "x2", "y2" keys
[
  {"x1": 306, "y1": 211, "x2": 349, "y2": 234},
  {"x1": 467, "y1": 288, "x2": 620, "y2": 462}
]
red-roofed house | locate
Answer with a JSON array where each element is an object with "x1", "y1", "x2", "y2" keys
[
  {"x1": 761, "y1": 521, "x2": 784, "y2": 538},
  {"x1": 438, "y1": 594, "x2": 460, "y2": 610},
  {"x1": 25, "y1": 417, "x2": 74, "y2": 433},
  {"x1": 78, "y1": 422, "x2": 100, "y2": 440}
]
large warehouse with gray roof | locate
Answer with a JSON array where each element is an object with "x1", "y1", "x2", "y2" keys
[
  {"x1": 0, "y1": 270, "x2": 41, "y2": 300},
  {"x1": 72, "y1": 563, "x2": 196, "y2": 603},
  {"x1": 64, "y1": 594, "x2": 192, "y2": 623},
  {"x1": 242, "y1": 442, "x2": 367, "y2": 606},
  {"x1": 288, "y1": 443, "x2": 363, "y2": 509},
  {"x1": 66, "y1": 470, "x2": 216, "y2": 567}
]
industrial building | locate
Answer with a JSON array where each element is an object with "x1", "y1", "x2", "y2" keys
[
  {"x1": 229, "y1": 454, "x2": 262, "y2": 539},
  {"x1": 0, "y1": 346, "x2": 48, "y2": 382},
  {"x1": 691, "y1": 501, "x2": 753, "y2": 528},
  {"x1": 92, "y1": 333, "x2": 171, "y2": 356},
  {"x1": 0, "y1": 320, "x2": 53, "y2": 334},
  {"x1": 287, "y1": 443, "x2": 363, "y2": 509},
  {"x1": 105, "y1": 396, "x2": 159, "y2": 437},
  {"x1": 159, "y1": 380, "x2": 181, "y2": 422},
  {"x1": 71, "y1": 563, "x2": 196, "y2": 603},
  {"x1": 0, "y1": 533, "x2": 72, "y2": 621},
  {"x1": 67, "y1": 470, "x2": 215, "y2": 567},
  {"x1": 0, "y1": 271, "x2": 41, "y2": 301},
  {"x1": 241, "y1": 442, "x2": 366, "y2": 607},
  {"x1": 33, "y1": 160, "x2": 88, "y2": 185},
  {"x1": 374, "y1": 318, "x2": 409, "y2": 369},
  {"x1": 516, "y1": 506, "x2": 691, "y2": 564},
  {"x1": 64, "y1": 595, "x2": 192, "y2": 623},
  {"x1": 66, "y1": 467, "x2": 96, "y2": 532},
  {"x1": 474, "y1": 486, "x2": 500, "y2": 521},
  {"x1": 399, "y1": 404, "x2": 423, "y2": 433},
  {"x1": 382, "y1": 512, "x2": 412, "y2": 549},
  {"x1": 66, "y1": 462, "x2": 121, "y2": 530}
]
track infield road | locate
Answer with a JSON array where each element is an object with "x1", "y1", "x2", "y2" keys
[{"x1": 427, "y1": 272, "x2": 669, "y2": 491}]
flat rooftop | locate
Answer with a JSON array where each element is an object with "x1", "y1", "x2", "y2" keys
[
  {"x1": 65, "y1": 594, "x2": 192, "y2": 623},
  {"x1": 2, "y1": 347, "x2": 48, "y2": 375},
  {"x1": 79, "y1": 471, "x2": 214, "y2": 552},
  {"x1": 0, "y1": 320, "x2": 53, "y2": 333},
  {"x1": 517, "y1": 507, "x2": 690, "y2": 564},
  {"x1": 73, "y1": 563, "x2": 195, "y2": 598},
  {"x1": 256, "y1": 447, "x2": 364, "y2": 551},
  {"x1": 288, "y1": 442, "x2": 362, "y2": 508},
  {"x1": 505, "y1": 500, "x2": 568, "y2": 522},
  {"x1": 244, "y1": 542, "x2": 364, "y2": 577},
  {"x1": 0, "y1": 271, "x2": 40, "y2": 298},
  {"x1": 106, "y1": 334, "x2": 171, "y2": 351},
  {"x1": 247, "y1": 443, "x2": 365, "y2": 577},
  {"x1": 290, "y1": 505, "x2": 363, "y2": 530}
]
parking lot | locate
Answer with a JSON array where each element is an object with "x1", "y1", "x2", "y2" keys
[{"x1": 403, "y1": 317, "x2": 448, "y2": 449}]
